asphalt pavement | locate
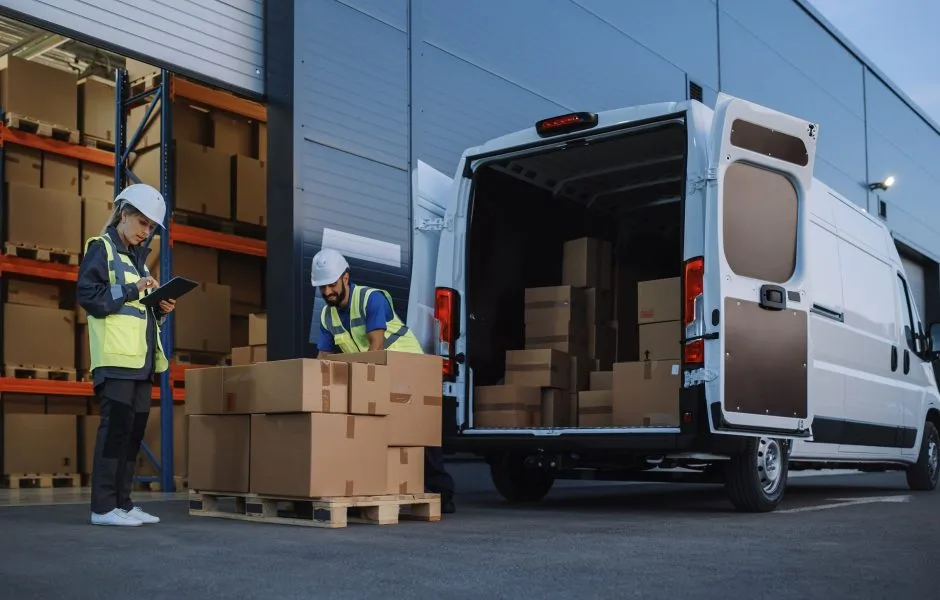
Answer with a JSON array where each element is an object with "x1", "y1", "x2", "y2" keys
[{"x1": 0, "y1": 461, "x2": 935, "y2": 600}]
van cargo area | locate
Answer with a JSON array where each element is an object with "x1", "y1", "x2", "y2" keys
[{"x1": 465, "y1": 117, "x2": 690, "y2": 434}]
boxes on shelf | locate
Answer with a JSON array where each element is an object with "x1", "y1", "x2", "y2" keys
[
  {"x1": 184, "y1": 354, "x2": 442, "y2": 498},
  {"x1": 42, "y1": 154, "x2": 79, "y2": 194},
  {"x1": 173, "y1": 282, "x2": 232, "y2": 354},
  {"x1": 4, "y1": 145, "x2": 41, "y2": 186},
  {"x1": 220, "y1": 252, "x2": 263, "y2": 315},
  {"x1": 78, "y1": 76, "x2": 116, "y2": 144},
  {"x1": 6, "y1": 279, "x2": 61, "y2": 308},
  {"x1": 81, "y1": 197, "x2": 114, "y2": 245},
  {"x1": 232, "y1": 155, "x2": 266, "y2": 225},
  {"x1": 210, "y1": 110, "x2": 255, "y2": 158},
  {"x1": 2, "y1": 413, "x2": 78, "y2": 475},
  {"x1": 80, "y1": 163, "x2": 116, "y2": 202},
  {"x1": 5, "y1": 182, "x2": 81, "y2": 256},
  {"x1": 127, "y1": 97, "x2": 211, "y2": 149},
  {"x1": 0, "y1": 55, "x2": 78, "y2": 131},
  {"x1": 3, "y1": 303, "x2": 75, "y2": 371}
]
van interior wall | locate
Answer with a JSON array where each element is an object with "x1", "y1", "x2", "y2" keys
[{"x1": 467, "y1": 136, "x2": 684, "y2": 387}]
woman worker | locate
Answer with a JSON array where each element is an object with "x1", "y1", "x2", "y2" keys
[{"x1": 78, "y1": 183, "x2": 177, "y2": 527}]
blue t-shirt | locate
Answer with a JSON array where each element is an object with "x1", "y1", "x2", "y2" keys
[{"x1": 316, "y1": 283, "x2": 393, "y2": 353}]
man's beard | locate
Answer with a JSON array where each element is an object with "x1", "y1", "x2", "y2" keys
[{"x1": 324, "y1": 284, "x2": 347, "y2": 307}]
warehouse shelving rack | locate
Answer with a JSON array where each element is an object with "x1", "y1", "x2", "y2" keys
[{"x1": 0, "y1": 65, "x2": 265, "y2": 493}]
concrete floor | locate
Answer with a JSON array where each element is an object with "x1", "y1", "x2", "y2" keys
[{"x1": 0, "y1": 462, "x2": 935, "y2": 599}]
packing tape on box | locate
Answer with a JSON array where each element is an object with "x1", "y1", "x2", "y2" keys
[
  {"x1": 322, "y1": 390, "x2": 331, "y2": 412},
  {"x1": 390, "y1": 393, "x2": 411, "y2": 404},
  {"x1": 367, "y1": 401, "x2": 376, "y2": 414},
  {"x1": 424, "y1": 395, "x2": 442, "y2": 406},
  {"x1": 399, "y1": 482, "x2": 408, "y2": 494},
  {"x1": 475, "y1": 403, "x2": 535, "y2": 412},
  {"x1": 321, "y1": 361, "x2": 331, "y2": 385},
  {"x1": 332, "y1": 361, "x2": 349, "y2": 383},
  {"x1": 367, "y1": 364, "x2": 376, "y2": 382},
  {"x1": 346, "y1": 415, "x2": 355, "y2": 439},
  {"x1": 506, "y1": 363, "x2": 559, "y2": 372},
  {"x1": 643, "y1": 361, "x2": 652, "y2": 380},
  {"x1": 345, "y1": 480, "x2": 354, "y2": 496},
  {"x1": 224, "y1": 392, "x2": 237, "y2": 412},
  {"x1": 399, "y1": 448, "x2": 409, "y2": 465}
]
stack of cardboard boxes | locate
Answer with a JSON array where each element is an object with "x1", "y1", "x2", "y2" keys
[
  {"x1": 232, "y1": 313, "x2": 268, "y2": 365},
  {"x1": 185, "y1": 350, "x2": 442, "y2": 499},
  {"x1": 473, "y1": 236, "x2": 682, "y2": 429}
]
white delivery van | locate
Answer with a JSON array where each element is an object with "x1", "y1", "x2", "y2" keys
[{"x1": 413, "y1": 93, "x2": 940, "y2": 513}]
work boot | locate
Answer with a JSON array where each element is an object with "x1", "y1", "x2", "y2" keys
[{"x1": 442, "y1": 494, "x2": 456, "y2": 514}]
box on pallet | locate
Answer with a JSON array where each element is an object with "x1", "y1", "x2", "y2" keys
[{"x1": 0, "y1": 55, "x2": 77, "y2": 130}]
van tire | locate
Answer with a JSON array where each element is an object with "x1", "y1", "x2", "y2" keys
[
  {"x1": 724, "y1": 437, "x2": 788, "y2": 513},
  {"x1": 906, "y1": 421, "x2": 939, "y2": 492},
  {"x1": 490, "y1": 454, "x2": 555, "y2": 503}
]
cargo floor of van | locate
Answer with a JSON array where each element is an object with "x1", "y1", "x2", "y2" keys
[{"x1": 464, "y1": 117, "x2": 688, "y2": 438}]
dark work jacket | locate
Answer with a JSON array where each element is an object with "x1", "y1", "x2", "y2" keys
[{"x1": 77, "y1": 226, "x2": 163, "y2": 389}]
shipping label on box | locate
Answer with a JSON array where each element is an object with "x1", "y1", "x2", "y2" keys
[
  {"x1": 637, "y1": 277, "x2": 681, "y2": 324},
  {"x1": 386, "y1": 447, "x2": 424, "y2": 494},
  {"x1": 473, "y1": 385, "x2": 541, "y2": 428},
  {"x1": 505, "y1": 348, "x2": 569, "y2": 389}
]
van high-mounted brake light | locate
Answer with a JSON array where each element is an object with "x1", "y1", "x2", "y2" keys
[
  {"x1": 535, "y1": 112, "x2": 599, "y2": 138},
  {"x1": 434, "y1": 287, "x2": 460, "y2": 381},
  {"x1": 683, "y1": 256, "x2": 705, "y2": 365}
]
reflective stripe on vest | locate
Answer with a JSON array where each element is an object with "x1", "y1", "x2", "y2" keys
[
  {"x1": 320, "y1": 285, "x2": 423, "y2": 354},
  {"x1": 84, "y1": 233, "x2": 169, "y2": 373}
]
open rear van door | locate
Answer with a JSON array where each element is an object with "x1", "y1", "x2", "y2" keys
[
  {"x1": 408, "y1": 160, "x2": 454, "y2": 353},
  {"x1": 705, "y1": 93, "x2": 818, "y2": 438}
]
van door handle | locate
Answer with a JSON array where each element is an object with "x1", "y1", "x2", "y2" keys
[
  {"x1": 891, "y1": 346, "x2": 898, "y2": 372},
  {"x1": 903, "y1": 349, "x2": 910, "y2": 375}
]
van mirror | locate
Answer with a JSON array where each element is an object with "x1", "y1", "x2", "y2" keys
[{"x1": 929, "y1": 323, "x2": 940, "y2": 360}]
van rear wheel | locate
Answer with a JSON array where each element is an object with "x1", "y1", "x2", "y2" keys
[
  {"x1": 906, "y1": 422, "x2": 939, "y2": 492},
  {"x1": 490, "y1": 453, "x2": 555, "y2": 503},
  {"x1": 724, "y1": 437, "x2": 788, "y2": 513}
]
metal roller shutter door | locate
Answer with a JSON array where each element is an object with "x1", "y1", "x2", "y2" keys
[
  {"x1": 901, "y1": 255, "x2": 927, "y2": 324},
  {"x1": 0, "y1": 0, "x2": 263, "y2": 95}
]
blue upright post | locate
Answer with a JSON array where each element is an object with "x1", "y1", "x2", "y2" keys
[{"x1": 158, "y1": 69, "x2": 175, "y2": 493}]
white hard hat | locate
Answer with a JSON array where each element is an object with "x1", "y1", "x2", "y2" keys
[
  {"x1": 311, "y1": 248, "x2": 349, "y2": 286},
  {"x1": 115, "y1": 183, "x2": 166, "y2": 229}
]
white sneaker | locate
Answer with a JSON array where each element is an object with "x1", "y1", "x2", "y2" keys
[
  {"x1": 90, "y1": 508, "x2": 143, "y2": 527},
  {"x1": 124, "y1": 506, "x2": 160, "y2": 524}
]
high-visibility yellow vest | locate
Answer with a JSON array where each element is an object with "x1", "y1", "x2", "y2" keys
[
  {"x1": 320, "y1": 285, "x2": 423, "y2": 354},
  {"x1": 84, "y1": 233, "x2": 169, "y2": 373}
]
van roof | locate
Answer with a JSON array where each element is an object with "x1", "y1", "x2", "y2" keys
[{"x1": 467, "y1": 100, "x2": 695, "y2": 157}]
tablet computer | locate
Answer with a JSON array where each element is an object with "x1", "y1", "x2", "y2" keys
[{"x1": 139, "y1": 276, "x2": 199, "y2": 308}]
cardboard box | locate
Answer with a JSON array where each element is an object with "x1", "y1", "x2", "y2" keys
[
  {"x1": 588, "y1": 324, "x2": 617, "y2": 367},
  {"x1": 637, "y1": 277, "x2": 681, "y2": 324},
  {"x1": 258, "y1": 122, "x2": 268, "y2": 161},
  {"x1": 173, "y1": 243, "x2": 219, "y2": 283},
  {"x1": 562, "y1": 237, "x2": 612, "y2": 290},
  {"x1": 386, "y1": 447, "x2": 424, "y2": 494},
  {"x1": 578, "y1": 390, "x2": 613, "y2": 427},
  {"x1": 183, "y1": 366, "x2": 224, "y2": 415},
  {"x1": 211, "y1": 111, "x2": 255, "y2": 157},
  {"x1": 249, "y1": 413, "x2": 388, "y2": 497},
  {"x1": 174, "y1": 282, "x2": 231, "y2": 353},
  {"x1": 349, "y1": 362, "x2": 391, "y2": 416},
  {"x1": 328, "y1": 351, "x2": 443, "y2": 447},
  {"x1": 42, "y1": 154, "x2": 79, "y2": 194},
  {"x1": 589, "y1": 371, "x2": 613, "y2": 391},
  {"x1": 3, "y1": 303, "x2": 75, "y2": 368},
  {"x1": 128, "y1": 98, "x2": 210, "y2": 148},
  {"x1": 46, "y1": 396, "x2": 89, "y2": 415},
  {"x1": 2, "y1": 414, "x2": 77, "y2": 474},
  {"x1": 231, "y1": 345, "x2": 267, "y2": 366},
  {"x1": 638, "y1": 320, "x2": 681, "y2": 361},
  {"x1": 524, "y1": 286, "x2": 585, "y2": 325},
  {"x1": 473, "y1": 385, "x2": 541, "y2": 428},
  {"x1": 231, "y1": 315, "x2": 249, "y2": 347},
  {"x1": 505, "y1": 348, "x2": 569, "y2": 389},
  {"x1": 524, "y1": 318, "x2": 588, "y2": 356},
  {"x1": 248, "y1": 313, "x2": 267, "y2": 346},
  {"x1": 81, "y1": 197, "x2": 114, "y2": 246},
  {"x1": 612, "y1": 360, "x2": 680, "y2": 426},
  {"x1": 135, "y1": 405, "x2": 189, "y2": 477},
  {"x1": 0, "y1": 55, "x2": 78, "y2": 130},
  {"x1": 176, "y1": 141, "x2": 232, "y2": 218},
  {"x1": 7, "y1": 279, "x2": 60, "y2": 308},
  {"x1": 80, "y1": 163, "x2": 116, "y2": 202},
  {"x1": 6, "y1": 183, "x2": 81, "y2": 254},
  {"x1": 187, "y1": 415, "x2": 251, "y2": 493},
  {"x1": 220, "y1": 252, "x2": 264, "y2": 313},
  {"x1": 569, "y1": 355, "x2": 591, "y2": 393},
  {"x1": 4, "y1": 145, "x2": 41, "y2": 186},
  {"x1": 232, "y1": 155, "x2": 266, "y2": 226},
  {"x1": 541, "y1": 388, "x2": 572, "y2": 427},
  {"x1": 78, "y1": 76, "x2": 116, "y2": 142}
]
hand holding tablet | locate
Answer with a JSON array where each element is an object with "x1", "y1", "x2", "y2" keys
[{"x1": 139, "y1": 276, "x2": 199, "y2": 308}]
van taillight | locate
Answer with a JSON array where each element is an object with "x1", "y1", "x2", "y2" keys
[
  {"x1": 683, "y1": 257, "x2": 705, "y2": 365},
  {"x1": 434, "y1": 287, "x2": 460, "y2": 381}
]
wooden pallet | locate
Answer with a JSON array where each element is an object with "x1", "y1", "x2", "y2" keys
[
  {"x1": 3, "y1": 365, "x2": 77, "y2": 381},
  {"x1": 189, "y1": 490, "x2": 441, "y2": 528},
  {"x1": 3, "y1": 112, "x2": 80, "y2": 144},
  {"x1": 128, "y1": 72, "x2": 163, "y2": 97},
  {"x1": 172, "y1": 210, "x2": 266, "y2": 240},
  {"x1": 81, "y1": 134, "x2": 116, "y2": 153},
  {"x1": 3, "y1": 242, "x2": 79, "y2": 265},
  {"x1": 2, "y1": 473, "x2": 81, "y2": 489}
]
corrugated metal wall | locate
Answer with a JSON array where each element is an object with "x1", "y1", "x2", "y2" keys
[{"x1": 0, "y1": 0, "x2": 264, "y2": 94}]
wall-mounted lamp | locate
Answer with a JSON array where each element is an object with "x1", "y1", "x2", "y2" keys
[{"x1": 868, "y1": 175, "x2": 895, "y2": 191}]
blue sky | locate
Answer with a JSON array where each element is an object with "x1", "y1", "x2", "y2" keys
[{"x1": 807, "y1": 0, "x2": 940, "y2": 124}]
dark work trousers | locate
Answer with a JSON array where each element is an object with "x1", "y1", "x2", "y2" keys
[
  {"x1": 424, "y1": 446, "x2": 455, "y2": 499},
  {"x1": 90, "y1": 379, "x2": 153, "y2": 515}
]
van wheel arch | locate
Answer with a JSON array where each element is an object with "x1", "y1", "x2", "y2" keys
[
  {"x1": 724, "y1": 437, "x2": 789, "y2": 513},
  {"x1": 906, "y1": 419, "x2": 939, "y2": 492}
]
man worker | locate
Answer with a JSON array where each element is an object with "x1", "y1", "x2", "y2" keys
[{"x1": 310, "y1": 248, "x2": 457, "y2": 514}]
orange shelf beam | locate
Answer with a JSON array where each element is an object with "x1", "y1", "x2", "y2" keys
[
  {"x1": 0, "y1": 377, "x2": 184, "y2": 401},
  {"x1": 0, "y1": 125, "x2": 114, "y2": 167},
  {"x1": 172, "y1": 77, "x2": 266, "y2": 123},
  {"x1": 0, "y1": 255, "x2": 79, "y2": 281},
  {"x1": 170, "y1": 223, "x2": 266, "y2": 257}
]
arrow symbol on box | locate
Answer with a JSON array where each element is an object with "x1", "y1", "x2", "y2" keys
[{"x1": 776, "y1": 495, "x2": 912, "y2": 514}]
